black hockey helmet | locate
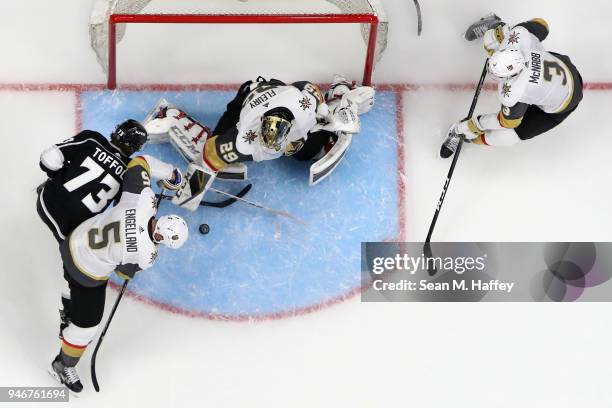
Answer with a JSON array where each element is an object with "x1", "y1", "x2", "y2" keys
[
  {"x1": 110, "y1": 119, "x2": 148, "y2": 156},
  {"x1": 260, "y1": 107, "x2": 294, "y2": 152}
]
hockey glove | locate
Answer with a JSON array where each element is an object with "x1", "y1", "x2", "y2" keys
[
  {"x1": 159, "y1": 168, "x2": 184, "y2": 191},
  {"x1": 454, "y1": 117, "x2": 485, "y2": 140},
  {"x1": 483, "y1": 24, "x2": 509, "y2": 56},
  {"x1": 321, "y1": 103, "x2": 361, "y2": 134},
  {"x1": 115, "y1": 264, "x2": 140, "y2": 281}
]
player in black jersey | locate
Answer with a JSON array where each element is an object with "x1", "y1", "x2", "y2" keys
[
  {"x1": 37, "y1": 119, "x2": 147, "y2": 242},
  {"x1": 36, "y1": 119, "x2": 148, "y2": 340}
]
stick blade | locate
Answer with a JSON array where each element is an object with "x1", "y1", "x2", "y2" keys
[
  {"x1": 91, "y1": 357, "x2": 100, "y2": 392},
  {"x1": 423, "y1": 242, "x2": 438, "y2": 276}
]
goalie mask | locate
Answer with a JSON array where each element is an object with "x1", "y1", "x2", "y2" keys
[
  {"x1": 259, "y1": 108, "x2": 294, "y2": 152},
  {"x1": 153, "y1": 215, "x2": 189, "y2": 249},
  {"x1": 111, "y1": 119, "x2": 148, "y2": 156}
]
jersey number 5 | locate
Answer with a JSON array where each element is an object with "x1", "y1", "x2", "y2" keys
[
  {"x1": 63, "y1": 156, "x2": 121, "y2": 213},
  {"x1": 88, "y1": 221, "x2": 121, "y2": 249}
]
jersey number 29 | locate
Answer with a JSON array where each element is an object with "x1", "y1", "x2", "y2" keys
[{"x1": 63, "y1": 156, "x2": 121, "y2": 213}]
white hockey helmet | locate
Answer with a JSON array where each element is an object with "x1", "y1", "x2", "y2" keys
[
  {"x1": 488, "y1": 48, "x2": 527, "y2": 80},
  {"x1": 153, "y1": 215, "x2": 189, "y2": 249}
]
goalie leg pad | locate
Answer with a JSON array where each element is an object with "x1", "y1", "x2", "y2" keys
[{"x1": 142, "y1": 98, "x2": 175, "y2": 144}]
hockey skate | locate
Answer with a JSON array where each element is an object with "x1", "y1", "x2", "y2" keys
[
  {"x1": 464, "y1": 13, "x2": 503, "y2": 41},
  {"x1": 439, "y1": 128, "x2": 469, "y2": 159},
  {"x1": 49, "y1": 355, "x2": 83, "y2": 393}
]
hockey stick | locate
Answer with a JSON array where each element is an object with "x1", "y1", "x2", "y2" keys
[
  {"x1": 91, "y1": 280, "x2": 127, "y2": 392},
  {"x1": 423, "y1": 60, "x2": 489, "y2": 276},
  {"x1": 209, "y1": 187, "x2": 307, "y2": 225},
  {"x1": 91, "y1": 189, "x2": 166, "y2": 392},
  {"x1": 413, "y1": 0, "x2": 423, "y2": 36},
  {"x1": 157, "y1": 183, "x2": 252, "y2": 209}
]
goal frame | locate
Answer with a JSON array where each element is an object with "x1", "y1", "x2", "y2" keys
[{"x1": 107, "y1": 13, "x2": 379, "y2": 89}]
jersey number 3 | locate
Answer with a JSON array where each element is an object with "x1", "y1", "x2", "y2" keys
[
  {"x1": 63, "y1": 156, "x2": 120, "y2": 213},
  {"x1": 543, "y1": 61, "x2": 568, "y2": 85}
]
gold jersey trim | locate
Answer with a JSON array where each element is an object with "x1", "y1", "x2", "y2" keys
[
  {"x1": 499, "y1": 113, "x2": 524, "y2": 129},
  {"x1": 68, "y1": 234, "x2": 110, "y2": 282},
  {"x1": 554, "y1": 58, "x2": 575, "y2": 113},
  {"x1": 531, "y1": 18, "x2": 550, "y2": 31},
  {"x1": 203, "y1": 136, "x2": 228, "y2": 171},
  {"x1": 127, "y1": 156, "x2": 151, "y2": 175},
  {"x1": 467, "y1": 119, "x2": 484, "y2": 135}
]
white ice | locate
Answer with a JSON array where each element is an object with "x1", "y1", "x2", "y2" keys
[{"x1": 1, "y1": 0, "x2": 612, "y2": 407}]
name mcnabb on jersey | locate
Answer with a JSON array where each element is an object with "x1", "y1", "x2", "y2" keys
[{"x1": 529, "y1": 52, "x2": 542, "y2": 84}]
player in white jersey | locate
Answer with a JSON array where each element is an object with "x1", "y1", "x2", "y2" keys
[
  {"x1": 50, "y1": 155, "x2": 188, "y2": 393},
  {"x1": 441, "y1": 17, "x2": 583, "y2": 158},
  {"x1": 141, "y1": 76, "x2": 375, "y2": 206},
  {"x1": 199, "y1": 76, "x2": 374, "y2": 170}
]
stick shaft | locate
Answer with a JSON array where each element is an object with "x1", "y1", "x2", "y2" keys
[
  {"x1": 91, "y1": 280, "x2": 128, "y2": 392},
  {"x1": 425, "y1": 60, "x2": 489, "y2": 243},
  {"x1": 209, "y1": 187, "x2": 306, "y2": 224}
]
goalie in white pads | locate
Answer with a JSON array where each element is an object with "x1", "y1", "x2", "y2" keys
[
  {"x1": 49, "y1": 155, "x2": 187, "y2": 393},
  {"x1": 143, "y1": 75, "x2": 375, "y2": 209},
  {"x1": 441, "y1": 16, "x2": 583, "y2": 158}
]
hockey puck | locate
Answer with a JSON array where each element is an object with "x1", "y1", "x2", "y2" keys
[{"x1": 199, "y1": 224, "x2": 210, "y2": 235}]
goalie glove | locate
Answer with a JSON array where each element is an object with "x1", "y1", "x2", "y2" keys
[
  {"x1": 325, "y1": 74, "x2": 375, "y2": 115},
  {"x1": 320, "y1": 102, "x2": 361, "y2": 134}
]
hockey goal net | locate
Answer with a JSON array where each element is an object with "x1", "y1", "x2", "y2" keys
[{"x1": 90, "y1": 0, "x2": 388, "y2": 89}]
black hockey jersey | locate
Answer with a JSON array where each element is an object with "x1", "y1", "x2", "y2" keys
[{"x1": 38, "y1": 130, "x2": 130, "y2": 239}]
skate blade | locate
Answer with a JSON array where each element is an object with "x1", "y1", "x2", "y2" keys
[{"x1": 47, "y1": 368, "x2": 80, "y2": 398}]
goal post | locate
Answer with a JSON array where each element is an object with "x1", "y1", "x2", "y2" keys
[{"x1": 90, "y1": 0, "x2": 388, "y2": 89}]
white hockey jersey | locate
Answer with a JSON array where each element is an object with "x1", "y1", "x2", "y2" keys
[
  {"x1": 61, "y1": 155, "x2": 174, "y2": 287},
  {"x1": 497, "y1": 26, "x2": 576, "y2": 114},
  {"x1": 236, "y1": 84, "x2": 319, "y2": 161}
]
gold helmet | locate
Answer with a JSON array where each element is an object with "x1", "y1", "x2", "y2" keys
[{"x1": 260, "y1": 108, "x2": 294, "y2": 152}]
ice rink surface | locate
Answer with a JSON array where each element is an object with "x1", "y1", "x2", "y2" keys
[{"x1": 1, "y1": 0, "x2": 612, "y2": 407}]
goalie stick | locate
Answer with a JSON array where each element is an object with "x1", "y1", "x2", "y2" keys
[
  {"x1": 209, "y1": 187, "x2": 306, "y2": 225},
  {"x1": 423, "y1": 60, "x2": 489, "y2": 276},
  {"x1": 159, "y1": 183, "x2": 304, "y2": 223},
  {"x1": 158, "y1": 183, "x2": 252, "y2": 209}
]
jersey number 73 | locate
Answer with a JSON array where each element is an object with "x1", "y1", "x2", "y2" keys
[{"x1": 63, "y1": 157, "x2": 121, "y2": 213}]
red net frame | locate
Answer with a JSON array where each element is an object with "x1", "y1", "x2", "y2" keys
[{"x1": 107, "y1": 13, "x2": 379, "y2": 89}]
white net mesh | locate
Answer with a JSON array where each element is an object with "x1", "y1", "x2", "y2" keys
[{"x1": 89, "y1": 0, "x2": 387, "y2": 78}]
